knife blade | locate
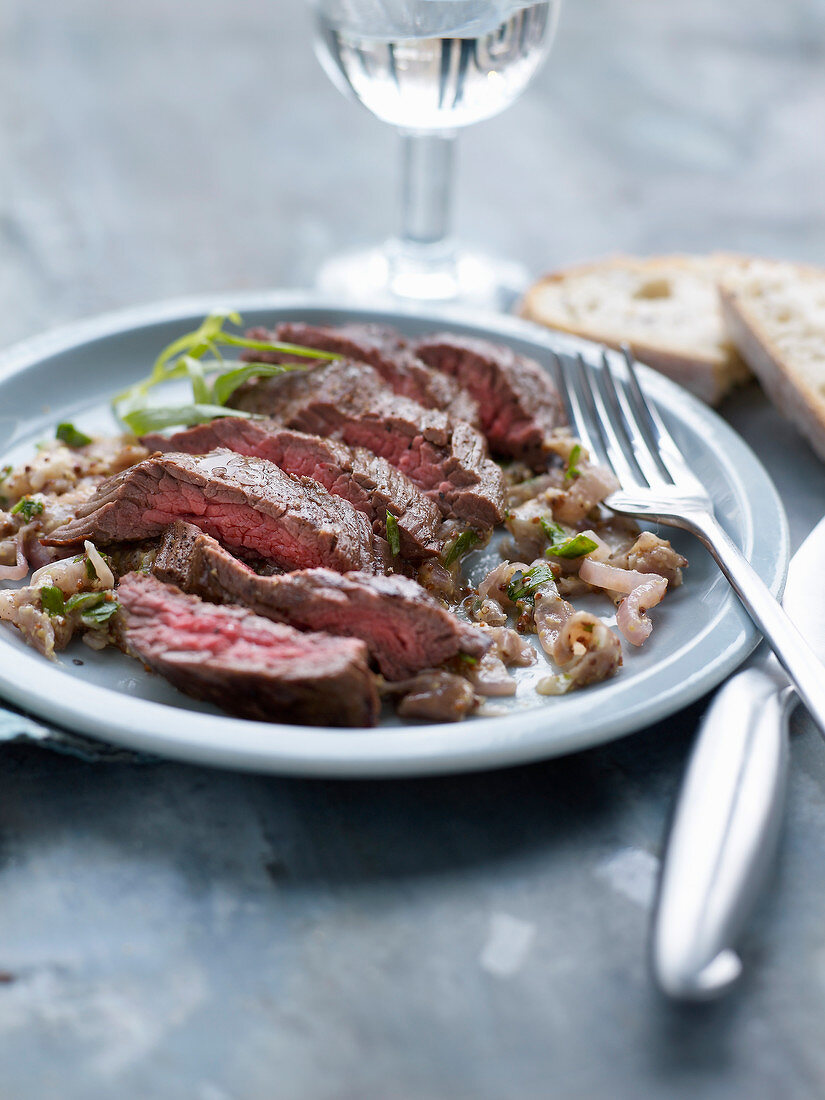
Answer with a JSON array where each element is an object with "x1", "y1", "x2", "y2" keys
[{"x1": 652, "y1": 514, "x2": 825, "y2": 1000}]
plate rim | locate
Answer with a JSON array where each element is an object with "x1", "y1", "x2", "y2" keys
[{"x1": 0, "y1": 289, "x2": 790, "y2": 777}]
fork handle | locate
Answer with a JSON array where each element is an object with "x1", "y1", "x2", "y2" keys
[{"x1": 671, "y1": 509, "x2": 825, "y2": 738}]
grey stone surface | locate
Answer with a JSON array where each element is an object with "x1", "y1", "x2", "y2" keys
[{"x1": 0, "y1": 1, "x2": 825, "y2": 1097}]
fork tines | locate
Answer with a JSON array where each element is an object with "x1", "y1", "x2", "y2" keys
[{"x1": 549, "y1": 345, "x2": 705, "y2": 496}]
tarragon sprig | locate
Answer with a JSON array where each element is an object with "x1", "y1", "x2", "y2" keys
[{"x1": 112, "y1": 311, "x2": 341, "y2": 435}]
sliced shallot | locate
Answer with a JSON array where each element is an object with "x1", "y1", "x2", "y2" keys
[
  {"x1": 85, "y1": 541, "x2": 115, "y2": 589},
  {"x1": 553, "y1": 463, "x2": 620, "y2": 524},
  {"x1": 579, "y1": 557, "x2": 667, "y2": 645},
  {"x1": 578, "y1": 558, "x2": 656, "y2": 594},
  {"x1": 469, "y1": 651, "x2": 517, "y2": 696},
  {"x1": 0, "y1": 536, "x2": 29, "y2": 582},
  {"x1": 533, "y1": 578, "x2": 622, "y2": 689},
  {"x1": 578, "y1": 529, "x2": 612, "y2": 562},
  {"x1": 615, "y1": 575, "x2": 668, "y2": 646}
]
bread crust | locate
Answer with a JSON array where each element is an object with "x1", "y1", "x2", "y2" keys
[
  {"x1": 720, "y1": 284, "x2": 825, "y2": 462},
  {"x1": 520, "y1": 253, "x2": 751, "y2": 405}
]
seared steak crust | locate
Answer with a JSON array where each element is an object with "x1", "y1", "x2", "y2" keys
[
  {"x1": 44, "y1": 450, "x2": 388, "y2": 574},
  {"x1": 245, "y1": 322, "x2": 479, "y2": 425},
  {"x1": 153, "y1": 522, "x2": 491, "y2": 680},
  {"x1": 231, "y1": 359, "x2": 505, "y2": 529},
  {"x1": 413, "y1": 333, "x2": 567, "y2": 468},
  {"x1": 117, "y1": 572, "x2": 379, "y2": 726},
  {"x1": 141, "y1": 421, "x2": 442, "y2": 561}
]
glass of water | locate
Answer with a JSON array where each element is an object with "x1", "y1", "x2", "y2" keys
[{"x1": 311, "y1": 0, "x2": 560, "y2": 308}]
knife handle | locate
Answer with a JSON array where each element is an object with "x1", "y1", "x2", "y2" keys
[{"x1": 652, "y1": 665, "x2": 795, "y2": 1000}]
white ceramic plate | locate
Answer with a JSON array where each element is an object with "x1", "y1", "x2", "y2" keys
[{"x1": 0, "y1": 292, "x2": 789, "y2": 776}]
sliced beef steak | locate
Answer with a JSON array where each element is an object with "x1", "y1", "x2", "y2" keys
[
  {"x1": 44, "y1": 450, "x2": 388, "y2": 574},
  {"x1": 246, "y1": 322, "x2": 478, "y2": 424},
  {"x1": 153, "y1": 522, "x2": 491, "y2": 680},
  {"x1": 142, "y1": 421, "x2": 442, "y2": 560},
  {"x1": 117, "y1": 572, "x2": 379, "y2": 726},
  {"x1": 231, "y1": 359, "x2": 505, "y2": 529},
  {"x1": 413, "y1": 333, "x2": 567, "y2": 468}
]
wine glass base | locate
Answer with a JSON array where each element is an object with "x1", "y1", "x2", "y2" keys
[{"x1": 314, "y1": 243, "x2": 530, "y2": 313}]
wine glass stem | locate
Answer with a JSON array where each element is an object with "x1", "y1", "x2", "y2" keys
[{"x1": 398, "y1": 131, "x2": 457, "y2": 252}]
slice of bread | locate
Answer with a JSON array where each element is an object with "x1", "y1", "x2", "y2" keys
[
  {"x1": 520, "y1": 254, "x2": 752, "y2": 405},
  {"x1": 719, "y1": 259, "x2": 825, "y2": 462}
]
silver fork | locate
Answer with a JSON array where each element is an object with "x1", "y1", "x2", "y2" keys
[
  {"x1": 550, "y1": 346, "x2": 825, "y2": 733},
  {"x1": 551, "y1": 345, "x2": 825, "y2": 1000}
]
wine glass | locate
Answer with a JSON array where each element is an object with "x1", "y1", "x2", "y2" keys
[{"x1": 310, "y1": 0, "x2": 560, "y2": 308}]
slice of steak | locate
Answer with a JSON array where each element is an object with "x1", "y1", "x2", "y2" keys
[
  {"x1": 231, "y1": 359, "x2": 505, "y2": 529},
  {"x1": 117, "y1": 572, "x2": 379, "y2": 726},
  {"x1": 413, "y1": 333, "x2": 567, "y2": 468},
  {"x1": 245, "y1": 322, "x2": 479, "y2": 424},
  {"x1": 43, "y1": 450, "x2": 388, "y2": 574},
  {"x1": 141, "y1": 421, "x2": 441, "y2": 561},
  {"x1": 153, "y1": 522, "x2": 491, "y2": 680}
]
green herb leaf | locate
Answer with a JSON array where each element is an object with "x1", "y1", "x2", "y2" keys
[
  {"x1": 546, "y1": 533, "x2": 599, "y2": 559},
  {"x1": 40, "y1": 585, "x2": 65, "y2": 616},
  {"x1": 217, "y1": 332, "x2": 340, "y2": 360},
  {"x1": 11, "y1": 497, "x2": 44, "y2": 520},
  {"x1": 56, "y1": 422, "x2": 93, "y2": 447},
  {"x1": 210, "y1": 362, "x2": 294, "y2": 406},
  {"x1": 179, "y1": 356, "x2": 211, "y2": 404},
  {"x1": 442, "y1": 529, "x2": 480, "y2": 567},
  {"x1": 64, "y1": 591, "x2": 104, "y2": 614},
  {"x1": 564, "y1": 443, "x2": 582, "y2": 482},
  {"x1": 63, "y1": 590, "x2": 119, "y2": 626},
  {"x1": 112, "y1": 311, "x2": 341, "y2": 435},
  {"x1": 121, "y1": 404, "x2": 260, "y2": 436},
  {"x1": 150, "y1": 310, "x2": 242, "y2": 383},
  {"x1": 146, "y1": 311, "x2": 339, "y2": 383},
  {"x1": 385, "y1": 510, "x2": 401, "y2": 556},
  {"x1": 0, "y1": 464, "x2": 12, "y2": 484},
  {"x1": 506, "y1": 562, "x2": 556, "y2": 603},
  {"x1": 540, "y1": 516, "x2": 598, "y2": 559},
  {"x1": 85, "y1": 556, "x2": 98, "y2": 581},
  {"x1": 540, "y1": 517, "x2": 567, "y2": 543},
  {"x1": 79, "y1": 599, "x2": 120, "y2": 627},
  {"x1": 458, "y1": 653, "x2": 479, "y2": 666}
]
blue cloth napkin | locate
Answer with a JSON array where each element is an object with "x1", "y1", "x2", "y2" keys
[{"x1": 0, "y1": 700, "x2": 155, "y2": 764}]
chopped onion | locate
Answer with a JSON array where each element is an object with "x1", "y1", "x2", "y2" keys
[
  {"x1": 478, "y1": 561, "x2": 526, "y2": 605},
  {"x1": 469, "y1": 653, "x2": 517, "y2": 696},
  {"x1": 579, "y1": 558, "x2": 667, "y2": 646},
  {"x1": 554, "y1": 463, "x2": 620, "y2": 523},
  {"x1": 579, "y1": 529, "x2": 612, "y2": 562},
  {"x1": 84, "y1": 541, "x2": 114, "y2": 589},
  {"x1": 31, "y1": 556, "x2": 87, "y2": 591},
  {"x1": 472, "y1": 597, "x2": 508, "y2": 627},
  {"x1": 0, "y1": 537, "x2": 29, "y2": 582},
  {"x1": 616, "y1": 576, "x2": 668, "y2": 646},
  {"x1": 579, "y1": 558, "x2": 658, "y2": 595}
]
